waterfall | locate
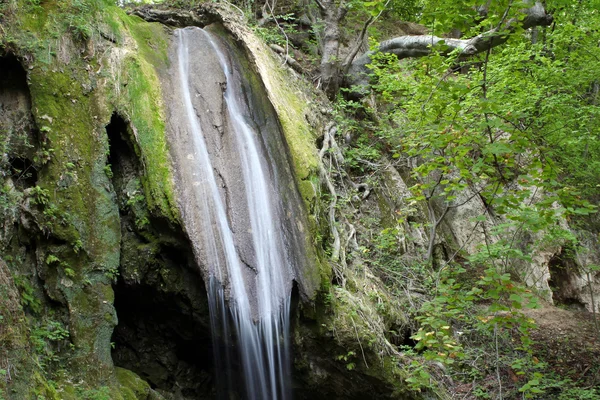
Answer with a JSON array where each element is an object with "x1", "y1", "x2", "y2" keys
[{"x1": 175, "y1": 27, "x2": 293, "y2": 400}]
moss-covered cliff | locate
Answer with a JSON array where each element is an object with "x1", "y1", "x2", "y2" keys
[
  {"x1": 0, "y1": 1, "x2": 183, "y2": 397},
  {"x1": 0, "y1": 1, "x2": 417, "y2": 399}
]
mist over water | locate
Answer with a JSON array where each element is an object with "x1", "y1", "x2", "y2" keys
[{"x1": 176, "y1": 27, "x2": 292, "y2": 400}]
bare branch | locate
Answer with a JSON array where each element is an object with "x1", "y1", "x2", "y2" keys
[
  {"x1": 269, "y1": 44, "x2": 305, "y2": 73},
  {"x1": 313, "y1": 0, "x2": 325, "y2": 12},
  {"x1": 344, "y1": 0, "x2": 394, "y2": 71},
  {"x1": 345, "y1": 1, "x2": 553, "y2": 91},
  {"x1": 342, "y1": 15, "x2": 374, "y2": 71}
]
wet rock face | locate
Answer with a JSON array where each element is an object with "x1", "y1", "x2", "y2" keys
[
  {"x1": 1, "y1": 48, "x2": 121, "y2": 386},
  {"x1": 0, "y1": 53, "x2": 35, "y2": 247},
  {"x1": 0, "y1": 56, "x2": 41, "y2": 390},
  {"x1": 161, "y1": 24, "x2": 315, "y2": 305}
]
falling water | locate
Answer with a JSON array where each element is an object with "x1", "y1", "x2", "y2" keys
[{"x1": 176, "y1": 27, "x2": 293, "y2": 400}]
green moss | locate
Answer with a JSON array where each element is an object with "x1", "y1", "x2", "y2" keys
[
  {"x1": 101, "y1": 282, "x2": 115, "y2": 303},
  {"x1": 0, "y1": 260, "x2": 36, "y2": 398},
  {"x1": 59, "y1": 384, "x2": 78, "y2": 399},
  {"x1": 8, "y1": 2, "x2": 179, "y2": 226},
  {"x1": 16, "y1": 6, "x2": 122, "y2": 379},
  {"x1": 241, "y1": 29, "x2": 319, "y2": 186},
  {"x1": 19, "y1": 4, "x2": 49, "y2": 33},
  {"x1": 124, "y1": 14, "x2": 169, "y2": 67},
  {"x1": 298, "y1": 178, "x2": 317, "y2": 203},
  {"x1": 30, "y1": 371, "x2": 61, "y2": 400},
  {"x1": 97, "y1": 10, "x2": 179, "y2": 223},
  {"x1": 116, "y1": 367, "x2": 153, "y2": 400},
  {"x1": 122, "y1": 56, "x2": 177, "y2": 220},
  {"x1": 27, "y1": 61, "x2": 121, "y2": 273}
]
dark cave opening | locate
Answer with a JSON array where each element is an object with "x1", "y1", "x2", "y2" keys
[
  {"x1": 0, "y1": 53, "x2": 31, "y2": 113},
  {"x1": 548, "y1": 251, "x2": 587, "y2": 311},
  {"x1": 106, "y1": 113, "x2": 132, "y2": 161},
  {"x1": 111, "y1": 276, "x2": 215, "y2": 398},
  {"x1": 9, "y1": 156, "x2": 37, "y2": 188}
]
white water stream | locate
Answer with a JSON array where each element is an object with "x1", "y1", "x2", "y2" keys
[{"x1": 176, "y1": 27, "x2": 292, "y2": 400}]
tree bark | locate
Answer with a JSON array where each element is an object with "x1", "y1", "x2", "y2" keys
[{"x1": 317, "y1": 0, "x2": 347, "y2": 98}]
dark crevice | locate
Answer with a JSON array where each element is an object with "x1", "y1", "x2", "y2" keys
[
  {"x1": 315, "y1": 135, "x2": 324, "y2": 152},
  {"x1": 399, "y1": 327, "x2": 417, "y2": 348},
  {"x1": 290, "y1": 280, "x2": 300, "y2": 324},
  {"x1": 105, "y1": 113, "x2": 140, "y2": 210},
  {"x1": 9, "y1": 157, "x2": 37, "y2": 189},
  {"x1": 0, "y1": 53, "x2": 40, "y2": 183},
  {"x1": 111, "y1": 276, "x2": 214, "y2": 398},
  {"x1": 548, "y1": 250, "x2": 586, "y2": 310}
]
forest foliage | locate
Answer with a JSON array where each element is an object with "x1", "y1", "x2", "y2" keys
[
  {"x1": 1, "y1": 0, "x2": 599, "y2": 398},
  {"x1": 335, "y1": 0, "x2": 600, "y2": 397},
  {"x1": 343, "y1": 1, "x2": 599, "y2": 398},
  {"x1": 251, "y1": 0, "x2": 600, "y2": 397}
]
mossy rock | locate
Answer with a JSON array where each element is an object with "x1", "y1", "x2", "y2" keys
[
  {"x1": 116, "y1": 367, "x2": 164, "y2": 400},
  {"x1": 0, "y1": 0, "x2": 181, "y2": 393}
]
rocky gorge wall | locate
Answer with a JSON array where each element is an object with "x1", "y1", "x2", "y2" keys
[
  {"x1": 1, "y1": 1, "x2": 598, "y2": 400},
  {"x1": 0, "y1": 2, "x2": 417, "y2": 399},
  {"x1": 0, "y1": 1, "x2": 180, "y2": 397}
]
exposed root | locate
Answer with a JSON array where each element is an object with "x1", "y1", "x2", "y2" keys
[
  {"x1": 317, "y1": 122, "x2": 409, "y2": 366},
  {"x1": 319, "y1": 122, "x2": 343, "y2": 264},
  {"x1": 269, "y1": 45, "x2": 304, "y2": 74}
]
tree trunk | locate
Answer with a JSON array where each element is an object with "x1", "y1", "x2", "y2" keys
[{"x1": 317, "y1": 0, "x2": 347, "y2": 99}]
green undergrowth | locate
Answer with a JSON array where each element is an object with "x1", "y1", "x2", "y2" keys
[{"x1": 325, "y1": 25, "x2": 600, "y2": 395}]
